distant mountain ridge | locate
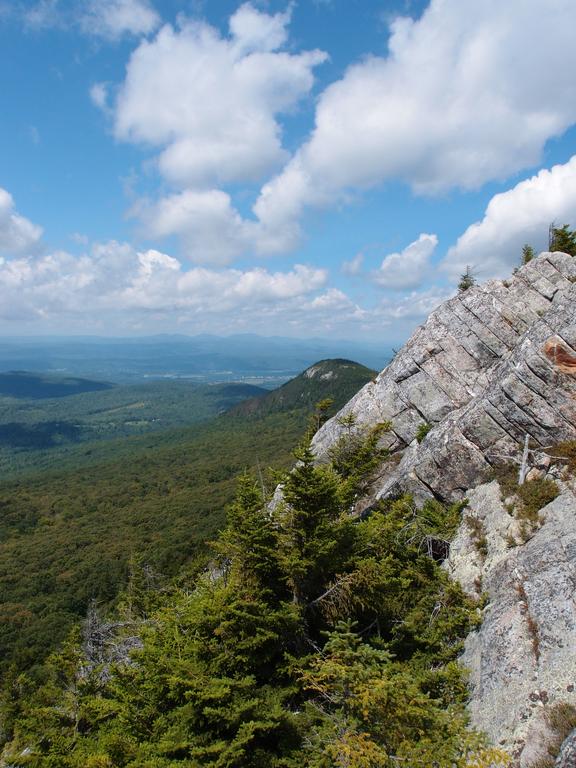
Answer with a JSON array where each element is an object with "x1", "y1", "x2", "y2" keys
[
  {"x1": 230, "y1": 359, "x2": 377, "y2": 418},
  {"x1": 0, "y1": 335, "x2": 390, "y2": 383}
]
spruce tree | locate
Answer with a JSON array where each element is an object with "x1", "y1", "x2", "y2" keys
[
  {"x1": 521, "y1": 244, "x2": 535, "y2": 264},
  {"x1": 458, "y1": 266, "x2": 476, "y2": 292},
  {"x1": 279, "y1": 442, "x2": 354, "y2": 606},
  {"x1": 549, "y1": 223, "x2": 576, "y2": 256},
  {"x1": 216, "y1": 473, "x2": 282, "y2": 596}
]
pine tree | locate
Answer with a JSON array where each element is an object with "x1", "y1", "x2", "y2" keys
[
  {"x1": 549, "y1": 223, "x2": 576, "y2": 256},
  {"x1": 521, "y1": 244, "x2": 535, "y2": 264},
  {"x1": 458, "y1": 266, "x2": 476, "y2": 292}
]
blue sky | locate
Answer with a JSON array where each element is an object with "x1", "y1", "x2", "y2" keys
[{"x1": 1, "y1": 0, "x2": 576, "y2": 343}]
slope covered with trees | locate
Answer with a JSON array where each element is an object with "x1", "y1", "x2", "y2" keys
[
  {"x1": 230, "y1": 360, "x2": 376, "y2": 418},
  {"x1": 0, "y1": 361, "x2": 373, "y2": 678},
  {"x1": 0, "y1": 379, "x2": 268, "y2": 479},
  {"x1": 0, "y1": 420, "x2": 510, "y2": 767}
]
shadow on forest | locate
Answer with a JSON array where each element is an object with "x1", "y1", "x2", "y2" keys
[{"x1": 0, "y1": 421, "x2": 82, "y2": 448}]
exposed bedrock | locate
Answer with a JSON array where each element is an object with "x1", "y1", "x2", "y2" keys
[
  {"x1": 312, "y1": 252, "x2": 576, "y2": 505},
  {"x1": 309, "y1": 251, "x2": 576, "y2": 765},
  {"x1": 447, "y1": 481, "x2": 576, "y2": 765}
]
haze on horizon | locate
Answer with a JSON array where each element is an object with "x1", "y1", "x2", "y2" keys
[{"x1": 1, "y1": 0, "x2": 576, "y2": 343}]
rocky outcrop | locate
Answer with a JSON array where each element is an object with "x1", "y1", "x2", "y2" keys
[
  {"x1": 447, "y1": 480, "x2": 576, "y2": 766},
  {"x1": 312, "y1": 252, "x2": 576, "y2": 505},
  {"x1": 308, "y1": 251, "x2": 576, "y2": 765}
]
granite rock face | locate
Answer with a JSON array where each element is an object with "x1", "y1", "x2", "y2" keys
[
  {"x1": 447, "y1": 481, "x2": 576, "y2": 766},
  {"x1": 308, "y1": 252, "x2": 576, "y2": 765},
  {"x1": 312, "y1": 252, "x2": 576, "y2": 505}
]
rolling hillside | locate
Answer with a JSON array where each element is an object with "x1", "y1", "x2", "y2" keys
[
  {"x1": 0, "y1": 359, "x2": 371, "y2": 674},
  {"x1": 0, "y1": 371, "x2": 113, "y2": 399},
  {"x1": 0, "y1": 377, "x2": 267, "y2": 479}
]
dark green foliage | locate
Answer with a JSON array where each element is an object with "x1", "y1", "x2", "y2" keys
[
  {"x1": 0, "y1": 372, "x2": 113, "y2": 399},
  {"x1": 0, "y1": 426, "x2": 499, "y2": 768},
  {"x1": 458, "y1": 266, "x2": 476, "y2": 292},
  {"x1": 0, "y1": 420, "x2": 82, "y2": 448},
  {"x1": 0, "y1": 411, "x2": 306, "y2": 677},
  {"x1": 279, "y1": 442, "x2": 354, "y2": 606},
  {"x1": 215, "y1": 474, "x2": 283, "y2": 592},
  {"x1": 521, "y1": 244, "x2": 535, "y2": 264},
  {"x1": 549, "y1": 223, "x2": 576, "y2": 255},
  {"x1": 327, "y1": 420, "x2": 391, "y2": 508},
  {"x1": 0, "y1": 362, "x2": 374, "y2": 678},
  {"x1": 0, "y1": 380, "x2": 267, "y2": 477},
  {"x1": 298, "y1": 620, "x2": 487, "y2": 768},
  {"x1": 232, "y1": 360, "x2": 376, "y2": 419}
]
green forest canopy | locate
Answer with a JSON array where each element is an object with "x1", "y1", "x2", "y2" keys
[{"x1": 1, "y1": 421, "x2": 509, "y2": 767}]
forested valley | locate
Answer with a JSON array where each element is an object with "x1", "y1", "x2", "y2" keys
[
  {"x1": 0, "y1": 407, "x2": 511, "y2": 767},
  {"x1": 0, "y1": 355, "x2": 520, "y2": 766}
]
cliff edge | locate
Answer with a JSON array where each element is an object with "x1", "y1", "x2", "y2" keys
[
  {"x1": 313, "y1": 251, "x2": 576, "y2": 505},
  {"x1": 310, "y1": 251, "x2": 576, "y2": 766}
]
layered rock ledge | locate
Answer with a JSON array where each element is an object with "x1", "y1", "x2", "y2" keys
[
  {"x1": 313, "y1": 252, "x2": 576, "y2": 505},
  {"x1": 309, "y1": 251, "x2": 576, "y2": 765}
]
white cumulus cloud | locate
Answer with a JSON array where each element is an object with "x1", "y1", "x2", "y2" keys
[
  {"x1": 252, "y1": 0, "x2": 576, "y2": 245},
  {"x1": 105, "y1": 4, "x2": 326, "y2": 261},
  {"x1": 80, "y1": 0, "x2": 160, "y2": 40},
  {"x1": 373, "y1": 234, "x2": 437, "y2": 290},
  {"x1": 0, "y1": 241, "x2": 328, "y2": 330},
  {"x1": 0, "y1": 188, "x2": 43, "y2": 255},
  {"x1": 442, "y1": 156, "x2": 576, "y2": 279},
  {"x1": 0, "y1": 233, "x2": 455, "y2": 339},
  {"x1": 112, "y1": 5, "x2": 326, "y2": 189},
  {"x1": 140, "y1": 186, "x2": 304, "y2": 265}
]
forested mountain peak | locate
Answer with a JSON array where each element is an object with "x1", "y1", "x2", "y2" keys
[{"x1": 230, "y1": 358, "x2": 377, "y2": 418}]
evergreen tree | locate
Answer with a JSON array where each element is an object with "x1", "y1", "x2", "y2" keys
[
  {"x1": 0, "y1": 427, "x2": 513, "y2": 767},
  {"x1": 458, "y1": 266, "x2": 476, "y2": 292},
  {"x1": 328, "y1": 421, "x2": 390, "y2": 509},
  {"x1": 300, "y1": 621, "x2": 510, "y2": 768},
  {"x1": 216, "y1": 473, "x2": 282, "y2": 596},
  {"x1": 549, "y1": 223, "x2": 576, "y2": 255},
  {"x1": 279, "y1": 442, "x2": 355, "y2": 606},
  {"x1": 310, "y1": 398, "x2": 335, "y2": 435},
  {"x1": 521, "y1": 244, "x2": 535, "y2": 264}
]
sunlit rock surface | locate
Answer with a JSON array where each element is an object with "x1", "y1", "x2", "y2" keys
[
  {"x1": 309, "y1": 252, "x2": 576, "y2": 764},
  {"x1": 313, "y1": 252, "x2": 576, "y2": 504}
]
